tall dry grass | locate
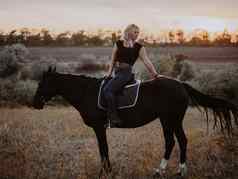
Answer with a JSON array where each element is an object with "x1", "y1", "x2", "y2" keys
[{"x1": 0, "y1": 107, "x2": 237, "y2": 179}]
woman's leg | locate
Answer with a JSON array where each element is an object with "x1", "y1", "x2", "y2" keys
[{"x1": 103, "y1": 68, "x2": 133, "y2": 127}]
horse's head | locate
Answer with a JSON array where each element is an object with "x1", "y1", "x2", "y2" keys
[{"x1": 33, "y1": 66, "x2": 58, "y2": 109}]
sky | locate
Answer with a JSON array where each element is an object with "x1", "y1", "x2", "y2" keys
[{"x1": 0, "y1": 0, "x2": 238, "y2": 34}]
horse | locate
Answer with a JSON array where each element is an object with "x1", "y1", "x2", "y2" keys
[{"x1": 33, "y1": 67, "x2": 238, "y2": 177}]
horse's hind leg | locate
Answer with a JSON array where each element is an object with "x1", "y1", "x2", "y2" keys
[
  {"x1": 174, "y1": 122, "x2": 188, "y2": 176},
  {"x1": 174, "y1": 108, "x2": 188, "y2": 177}
]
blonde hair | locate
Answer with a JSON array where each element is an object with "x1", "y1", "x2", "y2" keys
[{"x1": 122, "y1": 24, "x2": 140, "y2": 41}]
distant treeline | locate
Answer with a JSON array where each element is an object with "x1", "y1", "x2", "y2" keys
[{"x1": 0, "y1": 28, "x2": 238, "y2": 47}]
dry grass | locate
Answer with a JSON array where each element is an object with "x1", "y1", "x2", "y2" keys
[{"x1": 0, "y1": 107, "x2": 237, "y2": 179}]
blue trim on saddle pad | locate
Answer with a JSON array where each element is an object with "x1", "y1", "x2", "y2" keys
[{"x1": 97, "y1": 79, "x2": 141, "y2": 110}]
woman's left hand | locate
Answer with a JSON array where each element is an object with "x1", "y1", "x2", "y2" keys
[{"x1": 151, "y1": 73, "x2": 164, "y2": 79}]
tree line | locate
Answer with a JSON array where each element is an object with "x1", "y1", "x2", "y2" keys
[{"x1": 0, "y1": 28, "x2": 237, "y2": 47}]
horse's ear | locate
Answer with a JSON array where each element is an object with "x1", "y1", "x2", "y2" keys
[
  {"x1": 48, "y1": 66, "x2": 52, "y2": 73},
  {"x1": 41, "y1": 70, "x2": 46, "y2": 80}
]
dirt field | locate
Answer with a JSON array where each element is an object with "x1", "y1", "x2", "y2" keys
[{"x1": 0, "y1": 107, "x2": 237, "y2": 179}]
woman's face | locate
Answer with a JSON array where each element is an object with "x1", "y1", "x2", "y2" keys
[{"x1": 129, "y1": 28, "x2": 140, "y2": 41}]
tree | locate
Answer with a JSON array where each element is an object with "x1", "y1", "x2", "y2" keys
[
  {"x1": 87, "y1": 35, "x2": 104, "y2": 46},
  {"x1": 201, "y1": 30, "x2": 209, "y2": 41},
  {"x1": 55, "y1": 31, "x2": 71, "y2": 46},
  {"x1": 111, "y1": 32, "x2": 117, "y2": 45},
  {"x1": 189, "y1": 36, "x2": 202, "y2": 46},
  {"x1": 71, "y1": 30, "x2": 87, "y2": 46},
  {"x1": 41, "y1": 29, "x2": 54, "y2": 46},
  {"x1": 168, "y1": 31, "x2": 175, "y2": 44},
  {"x1": 235, "y1": 33, "x2": 238, "y2": 46},
  {"x1": 0, "y1": 31, "x2": 5, "y2": 46},
  {"x1": 214, "y1": 29, "x2": 232, "y2": 46},
  {"x1": 19, "y1": 28, "x2": 31, "y2": 45},
  {"x1": 176, "y1": 29, "x2": 185, "y2": 44},
  {"x1": 6, "y1": 30, "x2": 17, "y2": 44},
  {"x1": 27, "y1": 33, "x2": 42, "y2": 46}
]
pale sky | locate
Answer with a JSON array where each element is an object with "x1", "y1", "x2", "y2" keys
[{"x1": 0, "y1": 0, "x2": 238, "y2": 33}]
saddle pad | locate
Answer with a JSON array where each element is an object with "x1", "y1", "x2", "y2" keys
[{"x1": 98, "y1": 79, "x2": 141, "y2": 110}]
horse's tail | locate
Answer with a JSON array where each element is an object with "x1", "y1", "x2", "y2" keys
[{"x1": 182, "y1": 82, "x2": 238, "y2": 135}]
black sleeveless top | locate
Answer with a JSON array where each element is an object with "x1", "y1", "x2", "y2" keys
[{"x1": 115, "y1": 40, "x2": 142, "y2": 66}]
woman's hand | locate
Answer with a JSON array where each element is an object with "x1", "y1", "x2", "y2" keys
[
  {"x1": 105, "y1": 73, "x2": 112, "y2": 78},
  {"x1": 150, "y1": 73, "x2": 158, "y2": 79},
  {"x1": 152, "y1": 73, "x2": 165, "y2": 79}
]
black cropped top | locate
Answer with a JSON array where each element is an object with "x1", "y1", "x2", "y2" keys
[{"x1": 115, "y1": 40, "x2": 142, "y2": 66}]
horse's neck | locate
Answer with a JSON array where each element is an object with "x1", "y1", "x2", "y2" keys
[{"x1": 56, "y1": 74, "x2": 99, "y2": 106}]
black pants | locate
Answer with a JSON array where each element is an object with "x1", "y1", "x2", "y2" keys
[{"x1": 103, "y1": 66, "x2": 133, "y2": 113}]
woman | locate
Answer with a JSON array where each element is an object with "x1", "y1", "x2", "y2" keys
[{"x1": 103, "y1": 24, "x2": 160, "y2": 128}]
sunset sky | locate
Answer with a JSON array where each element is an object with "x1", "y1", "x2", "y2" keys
[{"x1": 1, "y1": 0, "x2": 238, "y2": 34}]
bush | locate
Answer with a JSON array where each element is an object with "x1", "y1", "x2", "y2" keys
[
  {"x1": 189, "y1": 63, "x2": 238, "y2": 104},
  {"x1": 135, "y1": 54, "x2": 173, "y2": 80},
  {"x1": 30, "y1": 58, "x2": 57, "y2": 81},
  {"x1": 0, "y1": 44, "x2": 29, "y2": 78},
  {"x1": 0, "y1": 79, "x2": 16, "y2": 103},
  {"x1": 0, "y1": 79, "x2": 37, "y2": 106},
  {"x1": 13, "y1": 80, "x2": 38, "y2": 106},
  {"x1": 178, "y1": 60, "x2": 196, "y2": 81},
  {"x1": 135, "y1": 53, "x2": 196, "y2": 81}
]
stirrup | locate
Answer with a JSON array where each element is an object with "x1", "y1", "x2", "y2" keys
[
  {"x1": 104, "y1": 119, "x2": 111, "y2": 129},
  {"x1": 107, "y1": 119, "x2": 111, "y2": 129}
]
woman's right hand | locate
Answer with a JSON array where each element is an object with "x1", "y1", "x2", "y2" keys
[{"x1": 106, "y1": 73, "x2": 112, "y2": 78}]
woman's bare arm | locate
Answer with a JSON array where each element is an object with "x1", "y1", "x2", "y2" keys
[
  {"x1": 139, "y1": 46, "x2": 159, "y2": 78},
  {"x1": 107, "y1": 44, "x2": 118, "y2": 77}
]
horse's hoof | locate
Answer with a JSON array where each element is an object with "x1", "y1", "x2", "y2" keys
[
  {"x1": 99, "y1": 166, "x2": 112, "y2": 179},
  {"x1": 153, "y1": 168, "x2": 166, "y2": 178},
  {"x1": 178, "y1": 163, "x2": 187, "y2": 177},
  {"x1": 173, "y1": 172, "x2": 182, "y2": 178}
]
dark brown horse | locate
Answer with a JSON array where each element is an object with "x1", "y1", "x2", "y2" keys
[{"x1": 33, "y1": 67, "x2": 238, "y2": 177}]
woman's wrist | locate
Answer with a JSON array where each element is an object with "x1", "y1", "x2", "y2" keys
[{"x1": 153, "y1": 73, "x2": 159, "y2": 78}]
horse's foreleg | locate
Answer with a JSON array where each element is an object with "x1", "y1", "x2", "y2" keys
[
  {"x1": 93, "y1": 127, "x2": 111, "y2": 175},
  {"x1": 174, "y1": 124, "x2": 188, "y2": 176},
  {"x1": 155, "y1": 119, "x2": 175, "y2": 176}
]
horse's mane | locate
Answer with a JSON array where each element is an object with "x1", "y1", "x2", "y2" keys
[{"x1": 55, "y1": 72, "x2": 102, "y2": 82}]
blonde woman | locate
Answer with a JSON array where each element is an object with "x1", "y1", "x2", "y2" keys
[{"x1": 103, "y1": 24, "x2": 160, "y2": 127}]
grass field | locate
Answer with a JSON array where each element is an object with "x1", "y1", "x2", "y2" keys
[
  {"x1": 0, "y1": 46, "x2": 238, "y2": 178},
  {"x1": 0, "y1": 107, "x2": 237, "y2": 179},
  {"x1": 28, "y1": 46, "x2": 238, "y2": 63}
]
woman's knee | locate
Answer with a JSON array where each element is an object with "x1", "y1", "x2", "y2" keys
[{"x1": 103, "y1": 85, "x2": 113, "y2": 99}]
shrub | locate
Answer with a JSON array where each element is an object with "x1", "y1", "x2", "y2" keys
[
  {"x1": 0, "y1": 44, "x2": 29, "y2": 78},
  {"x1": 13, "y1": 80, "x2": 38, "y2": 106},
  {"x1": 0, "y1": 79, "x2": 37, "y2": 106},
  {"x1": 189, "y1": 63, "x2": 238, "y2": 104},
  {"x1": 135, "y1": 53, "x2": 196, "y2": 81},
  {"x1": 135, "y1": 54, "x2": 174, "y2": 80},
  {"x1": 178, "y1": 60, "x2": 196, "y2": 81},
  {"x1": 0, "y1": 79, "x2": 16, "y2": 103},
  {"x1": 30, "y1": 58, "x2": 57, "y2": 81}
]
